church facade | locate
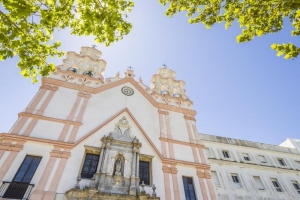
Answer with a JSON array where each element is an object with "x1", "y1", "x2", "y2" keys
[{"x1": 0, "y1": 47, "x2": 299, "y2": 200}]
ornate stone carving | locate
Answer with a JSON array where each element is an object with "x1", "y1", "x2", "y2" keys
[
  {"x1": 114, "y1": 158, "x2": 123, "y2": 176},
  {"x1": 65, "y1": 116, "x2": 148, "y2": 199},
  {"x1": 150, "y1": 67, "x2": 193, "y2": 109},
  {"x1": 48, "y1": 47, "x2": 107, "y2": 87},
  {"x1": 58, "y1": 47, "x2": 106, "y2": 79}
]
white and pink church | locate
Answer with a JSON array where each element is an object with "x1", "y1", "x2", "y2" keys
[{"x1": 1, "y1": 47, "x2": 300, "y2": 200}]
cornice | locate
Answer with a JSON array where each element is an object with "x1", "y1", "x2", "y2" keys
[
  {"x1": 209, "y1": 158, "x2": 300, "y2": 174},
  {"x1": 201, "y1": 138, "x2": 299, "y2": 155},
  {"x1": 42, "y1": 77, "x2": 197, "y2": 116},
  {"x1": 18, "y1": 112, "x2": 82, "y2": 126},
  {"x1": 160, "y1": 137, "x2": 205, "y2": 148}
]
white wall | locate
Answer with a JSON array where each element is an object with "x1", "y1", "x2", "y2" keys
[{"x1": 202, "y1": 139, "x2": 300, "y2": 200}]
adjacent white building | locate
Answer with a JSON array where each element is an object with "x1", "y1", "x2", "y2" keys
[{"x1": 199, "y1": 134, "x2": 300, "y2": 200}]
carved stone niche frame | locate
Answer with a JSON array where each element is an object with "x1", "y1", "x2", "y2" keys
[
  {"x1": 65, "y1": 116, "x2": 161, "y2": 200},
  {"x1": 139, "y1": 154, "x2": 154, "y2": 186}
]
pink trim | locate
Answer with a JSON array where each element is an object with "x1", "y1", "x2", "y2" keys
[
  {"x1": 168, "y1": 142, "x2": 175, "y2": 159},
  {"x1": 198, "y1": 177, "x2": 209, "y2": 200},
  {"x1": 67, "y1": 125, "x2": 79, "y2": 143},
  {"x1": 0, "y1": 150, "x2": 4, "y2": 159},
  {"x1": 58, "y1": 124, "x2": 70, "y2": 142},
  {"x1": 58, "y1": 94, "x2": 82, "y2": 142},
  {"x1": 198, "y1": 148, "x2": 206, "y2": 164},
  {"x1": 185, "y1": 119, "x2": 196, "y2": 143},
  {"x1": 36, "y1": 157, "x2": 57, "y2": 190},
  {"x1": 165, "y1": 115, "x2": 172, "y2": 139},
  {"x1": 25, "y1": 88, "x2": 47, "y2": 113},
  {"x1": 191, "y1": 121, "x2": 199, "y2": 142},
  {"x1": 164, "y1": 114, "x2": 175, "y2": 159},
  {"x1": 43, "y1": 77, "x2": 197, "y2": 116},
  {"x1": 161, "y1": 141, "x2": 168, "y2": 157},
  {"x1": 48, "y1": 158, "x2": 68, "y2": 192},
  {"x1": 43, "y1": 191, "x2": 56, "y2": 200},
  {"x1": 159, "y1": 113, "x2": 168, "y2": 157},
  {"x1": 35, "y1": 89, "x2": 57, "y2": 115},
  {"x1": 10, "y1": 117, "x2": 28, "y2": 134},
  {"x1": 0, "y1": 151, "x2": 18, "y2": 181},
  {"x1": 192, "y1": 146, "x2": 199, "y2": 163},
  {"x1": 172, "y1": 173, "x2": 180, "y2": 200},
  {"x1": 18, "y1": 112, "x2": 82, "y2": 126},
  {"x1": 66, "y1": 95, "x2": 82, "y2": 120},
  {"x1": 30, "y1": 157, "x2": 57, "y2": 200},
  {"x1": 163, "y1": 172, "x2": 172, "y2": 200},
  {"x1": 206, "y1": 178, "x2": 217, "y2": 200},
  {"x1": 22, "y1": 118, "x2": 38, "y2": 136},
  {"x1": 75, "y1": 96, "x2": 90, "y2": 122},
  {"x1": 159, "y1": 113, "x2": 166, "y2": 138}
]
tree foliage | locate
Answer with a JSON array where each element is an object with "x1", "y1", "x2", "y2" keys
[
  {"x1": 159, "y1": 0, "x2": 300, "y2": 60},
  {"x1": 0, "y1": 0, "x2": 133, "y2": 83}
]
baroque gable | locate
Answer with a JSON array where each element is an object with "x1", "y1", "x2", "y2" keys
[{"x1": 45, "y1": 47, "x2": 194, "y2": 110}]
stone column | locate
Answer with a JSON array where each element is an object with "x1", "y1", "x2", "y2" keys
[
  {"x1": 97, "y1": 144, "x2": 105, "y2": 173},
  {"x1": 98, "y1": 141, "x2": 110, "y2": 192},
  {"x1": 130, "y1": 148, "x2": 138, "y2": 195},
  {"x1": 136, "y1": 152, "x2": 140, "y2": 177},
  {"x1": 95, "y1": 144, "x2": 105, "y2": 187}
]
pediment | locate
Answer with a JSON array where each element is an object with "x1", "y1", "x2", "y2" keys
[{"x1": 75, "y1": 108, "x2": 163, "y2": 160}]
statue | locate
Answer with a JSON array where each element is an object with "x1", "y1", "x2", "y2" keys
[{"x1": 115, "y1": 158, "x2": 122, "y2": 176}]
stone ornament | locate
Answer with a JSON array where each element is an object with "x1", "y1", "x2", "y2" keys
[
  {"x1": 150, "y1": 67, "x2": 193, "y2": 109},
  {"x1": 59, "y1": 47, "x2": 106, "y2": 79},
  {"x1": 140, "y1": 181, "x2": 146, "y2": 194},
  {"x1": 115, "y1": 158, "x2": 122, "y2": 176},
  {"x1": 122, "y1": 86, "x2": 134, "y2": 96},
  {"x1": 152, "y1": 184, "x2": 157, "y2": 197},
  {"x1": 65, "y1": 115, "x2": 146, "y2": 199}
]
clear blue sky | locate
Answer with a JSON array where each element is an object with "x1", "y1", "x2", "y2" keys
[{"x1": 0, "y1": 1, "x2": 299, "y2": 145}]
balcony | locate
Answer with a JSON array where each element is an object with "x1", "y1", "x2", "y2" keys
[{"x1": 0, "y1": 182, "x2": 34, "y2": 200}]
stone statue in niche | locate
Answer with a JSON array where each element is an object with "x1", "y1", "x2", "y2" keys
[{"x1": 114, "y1": 158, "x2": 122, "y2": 176}]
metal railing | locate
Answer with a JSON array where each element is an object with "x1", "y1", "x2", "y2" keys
[{"x1": 0, "y1": 181, "x2": 34, "y2": 200}]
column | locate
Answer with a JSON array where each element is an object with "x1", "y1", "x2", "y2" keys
[
  {"x1": 162, "y1": 165, "x2": 172, "y2": 200},
  {"x1": 96, "y1": 145, "x2": 105, "y2": 173},
  {"x1": 136, "y1": 153, "x2": 140, "y2": 177},
  {"x1": 196, "y1": 170, "x2": 209, "y2": 200},
  {"x1": 43, "y1": 158, "x2": 68, "y2": 200},
  {"x1": 22, "y1": 86, "x2": 58, "y2": 136},
  {"x1": 204, "y1": 170, "x2": 217, "y2": 200},
  {"x1": 58, "y1": 93, "x2": 82, "y2": 142},
  {"x1": 158, "y1": 110, "x2": 168, "y2": 158},
  {"x1": 30, "y1": 157, "x2": 57, "y2": 200},
  {"x1": 68, "y1": 93, "x2": 91, "y2": 143},
  {"x1": 25, "y1": 85, "x2": 48, "y2": 113},
  {"x1": 130, "y1": 149, "x2": 137, "y2": 195},
  {"x1": 34, "y1": 146, "x2": 71, "y2": 200},
  {"x1": 99, "y1": 142, "x2": 110, "y2": 192},
  {"x1": 132, "y1": 151, "x2": 137, "y2": 176},
  {"x1": 0, "y1": 140, "x2": 25, "y2": 181},
  {"x1": 171, "y1": 165, "x2": 180, "y2": 200}
]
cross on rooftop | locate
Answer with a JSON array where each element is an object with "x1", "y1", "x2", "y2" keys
[
  {"x1": 162, "y1": 64, "x2": 167, "y2": 66},
  {"x1": 128, "y1": 66, "x2": 133, "y2": 70},
  {"x1": 91, "y1": 45, "x2": 97, "y2": 48}
]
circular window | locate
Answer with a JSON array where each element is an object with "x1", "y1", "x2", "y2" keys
[{"x1": 121, "y1": 86, "x2": 134, "y2": 96}]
